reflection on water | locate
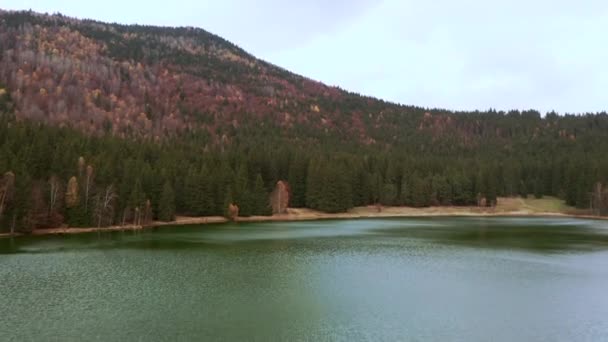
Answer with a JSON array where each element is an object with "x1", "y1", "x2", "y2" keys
[
  {"x1": 374, "y1": 217, "x2": 608, "y2": 252},
  {"x1": 1, "y1": 217, "x2": 608, "y2": 341},
  {"x1": 4, "y1": 216, "x2": 608, "y2": 254}
]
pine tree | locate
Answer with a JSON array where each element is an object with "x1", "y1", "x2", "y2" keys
[
  {"x1": 287, "y1": 156, "x2": 307, "y2": 208},
  {"x1": 385, "y1": 160, "x2": 401, "y2": 195},
  {"x1": 252, "y1": 174, "x2": 271, "y2": 216},
  {"x1": 575, "y1": 177, "x2": 590, "y2": 209},
  {"x1": 305, "y1": 159, "x2": 322, "y2": 210},
  {"x1": 380, "y1": 183, "x2": 397, "y2": 206},
  {"x1": 234, "y1": 162, "x2": 252, "y2": 216},
  {"x1": 158, "y1": 181, "x2": 175, "y2": 222},
  {"x1": 320, "y1": 165, "x2": 342, "y2": 213},
  {"x1": 434, "y1": 175, "x2": 452, "y2": 205},
  {"x1": 564, "y1": 165, "x2": 578, "y2": 206},
  {"x1": 370, "y1": 171, "x2": 383, "y2": 204},
  {"x1": 351, "y1": 167, "x2": 370, "y2": 207},
  {"x1": 484, "y1": 171, "x2": 497, "y2": 207},
  {"x1": 519, "y1": 180, "x2": 529, "y2": 199},
  {"x1": 183, "y1": 167, "x2": 199, "y2": 214},
  {"x1": 411, "y1": 174, "x2": 429, "y2": 207},
  {"x1": 199, "y1": 166, "x2": 216, "y2": 216},
  {"x1": 400, "y1": 173, "x2": 411, "y2": 205},
  {"x1": 533, "y1": 178, "x2": 543, "y2": 199}
]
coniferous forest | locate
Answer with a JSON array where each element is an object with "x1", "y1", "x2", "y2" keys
[{"x1": 1, "y1": 10, "x2": 608, "y2": 233}]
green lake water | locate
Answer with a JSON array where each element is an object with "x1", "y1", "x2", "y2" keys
[{"x1": 2, "y1": 217, "x2": 608, "y2": 341}]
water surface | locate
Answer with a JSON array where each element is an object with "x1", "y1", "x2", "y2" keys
[{"x1": 2, "y1": 217, "x2": 608, "y2": 341}]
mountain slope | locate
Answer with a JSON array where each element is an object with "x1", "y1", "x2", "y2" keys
[
  {"x1": 0, "y1": 9, "x2": 416, "y2": 144},
  {"x1": 2, "y1": 9, "x2": 607, "y2": 149}
]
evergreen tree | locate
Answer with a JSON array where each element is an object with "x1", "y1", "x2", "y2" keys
[
  {"x1": 519, "y1": 180, "x2": 529, "y2": 199},
  {"x1": 434, "y1": 175, "x2": 452, "y2": 205},
  {"x1": 158, "y1": 181, "x2": 175, "y2": 222},
  {"x1": 575, "y1": 177, "x2": 590, "y2": 209},
  {"x1": 484, "y1": 171, "x2": 497, "y2": 206},
  {"x1": 379, "y1": 183, "x2": 397, "y2": 206},
  {"x1": 198, "y1": 166, "x2": 216, "y2": 216},
  {"x1": 287, "y1": 156, "x2": 307, "y2": 208},
  {"x1": 352, "y1": 168, "x2": 371, "y2": 207},
  {"x1": 252, "y1": 174, "x2": 271, "y2": 216},
  {"x1": 305, "y1": 159, "x2": 322, "y2": 209},
  {"x1": 411, "y1": 174, "x2": 429, "y2": 207},
  {"x1": 234, "y1": 162, "x2": 252, "y2": 216},
  {"x1": 533, "y1": 178, "x2": 544, "y2": 199},
  {"x1": 320, "y1": 165, "x2": 350, "y2": 213},
  {"x1": 564, "y1": 166, "x2": 578, "y2": 206},
  {"x1": 400, "y1": 173, "x2": 411, "y2": 205}
]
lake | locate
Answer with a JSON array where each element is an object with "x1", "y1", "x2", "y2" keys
[{"x1": 2, "y1": 217, "x2": 608, "y2": 341}]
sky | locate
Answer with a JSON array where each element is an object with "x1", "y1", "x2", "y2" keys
[{"x1": 5, "y1": 0, "x2": 608, "y2": 113}]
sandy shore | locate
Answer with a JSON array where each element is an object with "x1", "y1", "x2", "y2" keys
[{"x1": 1, "y1": 197, "x2": 605, "y2": 238}]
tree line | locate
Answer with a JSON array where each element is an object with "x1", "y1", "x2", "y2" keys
[{"x1": 2, "y1": 111, "x2": 608, "y2": 233}]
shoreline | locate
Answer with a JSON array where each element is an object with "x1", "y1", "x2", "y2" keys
[{"x1": 1, "y1": 198, "x2": 606, "y2": 238}]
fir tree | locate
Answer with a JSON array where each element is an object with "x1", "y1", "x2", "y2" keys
[
  {"x1": 252, "y1": 174, "x2": 271, "y2": 216},
  {"x1": 158, "y1": 181, "x2": 175, "y2": 222},
  {"x1": 287, "y1": 156, "x2": 307, "y2": 208},
  {"x1": 533, "y1": 178, "x2": 544, "y2": 199}
]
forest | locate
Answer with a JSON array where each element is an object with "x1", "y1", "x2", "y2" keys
[
  {"x1": 1, "y1": 85, "x2": 607, "y2": 232},
  {"x1": 1, "y1": 10, "x2": 608, "y2": 233}
]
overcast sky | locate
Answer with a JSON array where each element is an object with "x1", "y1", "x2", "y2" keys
[{"x1": 5, "y1": 1, "x2": 608, "y2": 113}]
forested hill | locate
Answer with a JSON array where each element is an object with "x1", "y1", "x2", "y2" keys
[
  {"x1": 2, "y1": 9, "x2": 608, "y2": 146},
  {"x1": 0, "y1": 10, "x2": 607, "y2": 233},
  {"x1": 1, "y1": 9, "x2": 413, "y2": 145}
]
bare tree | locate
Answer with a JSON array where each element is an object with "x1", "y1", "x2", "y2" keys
[
  {"x1": 142, "y1": 199, "x2": 152, "y2": 225},
  {"x1": 94, "y1": 185, "x2": 117, "y2": 228},
  {"x1": 84, "y1": 165, "x2": 94, "y2": 211},
  {"x1": 121, "y1": 207, "x2": 129, "y2": 227},
  {"x1": 25, "y1": 182, "x2": 47, "y2": 231},
  {"x1": 78, "y1": 156, "x2": 85, "y2": 179},
  {"x1": 591, "y1": 182, "x2": 608, "y2": 217},
  {"x1": 0, "y1": 171, "x2": 15, "y2": 220},
  {"x1": 48, "y1": 175, "x2": 61, "y2": 216},
  {"x1": 134, "y1": 207, "x2": 141, "y2": 227}
]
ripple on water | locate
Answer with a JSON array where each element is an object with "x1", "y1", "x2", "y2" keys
[{"x1": 1, "y1": 217, "x2": 608, "y2": 341}]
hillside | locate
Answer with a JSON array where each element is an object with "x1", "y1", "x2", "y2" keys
[
  {"x1": 2, "y1": 10, "x2": 608, "y2": 147},
  {"x1": 0, "y1": 10, "x2": 607, "y2": 233},
  {"x1": 0, "y1": 9, "x2": 414, "y2": 145}
]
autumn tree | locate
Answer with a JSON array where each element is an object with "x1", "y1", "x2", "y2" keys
[
  {"x1": 270, "y1": 180, "x2": 288, "y2": 215},
  {"x1": 65, "y1": 175, "x2": 89, "y2": 227},
  {"x1": 65, "y1": 176, "x2": 79, "y2": 208}
]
